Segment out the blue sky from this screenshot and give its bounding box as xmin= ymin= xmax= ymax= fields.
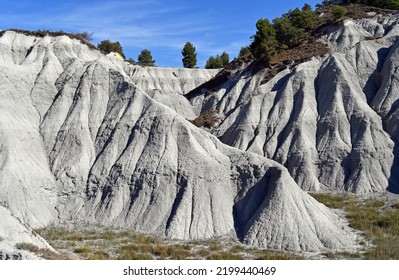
xmin=0 ymin=0 xmax=321 ymax=67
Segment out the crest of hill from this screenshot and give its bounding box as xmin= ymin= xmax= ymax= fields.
xmin=210 ymin=3 xmax=399 ymax=91
xmin=0 ymin=29 xmax=98 ymax=50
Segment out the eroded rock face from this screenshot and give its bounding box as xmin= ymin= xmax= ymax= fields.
xmin=125 ymin=65 xmax=219 ymax=119
xmin=236 ymin=167 xmax=357 ymax=251
xmin=189 ymin=15 xmax=399 ymax=194
xmin=0 ymin=30 xmax=361 ymax=253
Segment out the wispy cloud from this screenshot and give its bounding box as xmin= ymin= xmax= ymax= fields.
xmin=0 ymin=0 xmax=258 ymax=66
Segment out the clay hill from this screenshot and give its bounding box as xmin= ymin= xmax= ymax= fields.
xmin=1 ymin=7 xmax=399 ymax=258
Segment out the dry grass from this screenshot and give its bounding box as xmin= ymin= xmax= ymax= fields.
xmin=322 ymin=251 xmax=362 ymax=260
xmin=310 ymin=193 xmax=399 ymax=259
xmin=35 ymin=199 xmax=399 ymax=260
xmin=35 ymin=226 xmax=302 ymax=260
xmin=87 ymin=250 xmax=111 ymax=260
xmin=208 ymin=252 xmax=243 ymax=260
xmin=255 ymin=251 xmax=303 ymax=260
xmin=189 ymin=107 xmax=219 ymax=128
xmin=16 ymin=243 xmax=72 ymax=260
xmin=229 ymin=244 xmax=244 ymax=254
xmin=309 ymin=193 xmax=354 ymax=208
xmin=73 ymin=246 xmax=91 ymax=255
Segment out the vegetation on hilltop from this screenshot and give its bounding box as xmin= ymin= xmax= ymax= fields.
xmin=247 ymin=1 xmax=399 ymax=65
xmin=321 ymin=0 xmax=399 ymax=9
xmin=97 ymin=39 xmax=126 ymax=59
xmin=0 ymin=29 xmax=97 ymax=49
xmin=205 ymin=52 xmax=230 ymax=69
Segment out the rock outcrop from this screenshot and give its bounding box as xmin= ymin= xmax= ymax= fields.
xmin=188 ymin=15 xmax=399 ymax=194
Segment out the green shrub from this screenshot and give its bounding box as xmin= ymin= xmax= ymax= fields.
xmin=97 ymin=39 xmax=126 ymax=59
xmin=332 ymin=5 xmax=348 ymax=20
xmin=273 ymin=17 xmax=308 ymax=48
xmin=237 ymin=46 xmax=254 ymax=60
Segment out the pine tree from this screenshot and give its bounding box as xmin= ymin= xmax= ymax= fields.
xmin=205 ymin=56 xmax=217 ymax=69
xmin=250 ymin=19 xmax=278 ymax=62
xmin=137 ymin=49 xmax=156 ymax=66
xmin=181 ymin=42 xmax=197 ymax=68
xmin=220 ymin=52 xmax=230 ymax=66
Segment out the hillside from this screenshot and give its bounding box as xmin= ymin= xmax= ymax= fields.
xmin=187 ymin=10 xmax=399 ymax=194
xmin=0 ymin=30 xmax=362 ymax=258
